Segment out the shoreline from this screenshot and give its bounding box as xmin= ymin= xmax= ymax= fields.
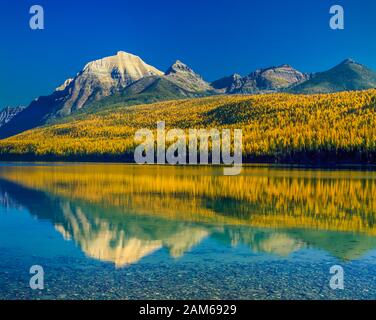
xmin=0 ymin=160 xmax=375 ymax=171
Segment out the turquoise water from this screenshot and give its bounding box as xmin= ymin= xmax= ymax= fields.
xmin=0 ymin=163 xmax=375 ymax=300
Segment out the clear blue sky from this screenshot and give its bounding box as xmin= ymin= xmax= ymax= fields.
xmin=1 ymin=0 xmax=375 ymax=107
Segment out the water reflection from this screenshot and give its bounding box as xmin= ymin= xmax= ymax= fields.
xmin=0 ymin=164 xmax=375 ymax=267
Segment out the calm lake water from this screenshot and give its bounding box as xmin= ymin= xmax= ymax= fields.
xmin=0 ymin=163 xmax=375 ymax=300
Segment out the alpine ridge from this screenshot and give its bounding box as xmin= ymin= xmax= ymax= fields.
xmin=0 ymin=51 xmax=164 ymax=138
xmin=56 ymin=51 xmax=164 ymax=116
xmin=1 ymin=52 xmax=375 ymax=139
xmin=290 ymin=58 xmax=376 ymax=93
xmin=0 ymin=106 xmax=25 ymax=128
xmin=213 ymin=65 xmax=309 ymax=94
xmin=165 ymin=60 xmax=212 ymax=92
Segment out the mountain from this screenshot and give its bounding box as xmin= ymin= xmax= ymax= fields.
xmin=76 ymin=61 xmax=214 ymax=115
xmin=1 ymin=89 xmax=375 ymax=164
xmin=56 ymin=51 xmax=163 ymax=116
xmin=120 ymin=60 xmax=213 ymax=97
xmin=243 ymin=64 xmax=309 ymax=92
xmin=0 ymin=52 xmax=163 ymax=138
xmin=1 ymin=53 xmax=376 ymax=140
xmin=211 ymin=74 xmax=243 ymax=93
xmin=0 ymin=53 xmax=214 ymax=138
xmin=290 ymin=59 xmax=376 ymax=94
xmin=78 ymin=75 xmax=203 ymax=115
xmin=165 ymin=60 xmax=212 ymax=92
xmin=212 ymin=65 xmax=309 ymax=94
xmin=0 ymin=106 xmax=25 ymax=128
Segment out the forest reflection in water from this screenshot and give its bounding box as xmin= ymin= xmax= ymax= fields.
xmin=0 ymin=164 xmax=375 ymax=267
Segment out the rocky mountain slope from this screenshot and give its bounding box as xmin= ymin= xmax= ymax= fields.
xmin=0 ymin=106 xmax=25 ymax=128
xmin=1 ymin=90 xmax=375 ymax=164
xmin=212 ymin=65 xmax=309 ymax=93
xmin=1 ymin=51 xmax=375 ymax=139
xmin=0 ymin=52 xmax=215 ymax=139
xmin=290 ymin=59 xmax=376 ymax=94
xmin=0 ymin=52 xmax=165 ymax=138
xmin=165 ymin=60 xmax=212 ymax=92
xmin=56 ymin=51 xmax=164 ymax=117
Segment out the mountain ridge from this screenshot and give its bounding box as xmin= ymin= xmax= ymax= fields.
xmin=213 ymin=64 xmax=310 ymax=94
xmin=1 ymin=89 xmax=375 ymax=164
xmin=1 ymin=52 xmax=375 ymax=139
xmin=0 ymin=106 xmax=25 ymax=128
xmin=289 ymin=58 xmax=376 ymax=94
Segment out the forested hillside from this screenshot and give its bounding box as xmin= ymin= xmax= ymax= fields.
xmin=0 ymin=90 xmax=375 ymax=163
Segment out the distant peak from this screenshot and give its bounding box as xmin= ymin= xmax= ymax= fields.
xmin=166 ymin=60 xmax=194 ymax=74
xmin=83 ymin=51 xmax=143 ymax=71
xmin=278 ymin=64 xmax=293 ymax=69
xmin=336 ymin=58 xmax=366 ymax=69
xmin=173 ymin=59 xmax=185 ymax=66
xmin=251 ymin=64 xmax=297 ymax=75
xmin=340 ymin=58 xmax=357 ymax=65
xmin=172 ymin=60 xmax=189 ymax=68
xmin=116 ymin=51 xmax=138 ymax=58
xmin=265 ymin=64 xmax=296 ymax=71
xmin=81 ymin=51 xmax=163 ymax=77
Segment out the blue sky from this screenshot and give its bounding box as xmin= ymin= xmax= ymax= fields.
xmin=1 ymin=0 xmax=375 ymax=107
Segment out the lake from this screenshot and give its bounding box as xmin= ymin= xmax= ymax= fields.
xmin=0 ymin=163 xmax=375 ymax=300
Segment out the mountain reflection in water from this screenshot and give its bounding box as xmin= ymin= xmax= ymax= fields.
xmin=0 ymin=164 xmax=375 ymax=267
